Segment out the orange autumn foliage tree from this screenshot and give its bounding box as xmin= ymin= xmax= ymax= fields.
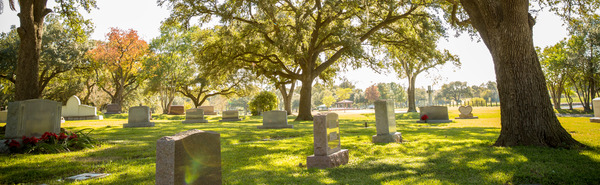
xmin=87 ymin=28 xmax=149 ymax=107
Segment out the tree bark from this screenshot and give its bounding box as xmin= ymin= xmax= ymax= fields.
xmin=278 ymin=81 xmax=295 ymax=115
xmin=550 ymin=83 xmax=563 ymax=110
xmin=295 ymin=76 xmax=314 ymax=121
xmin=407 ymin=75 xmax=417 ymax=112
xmin=14 ymin=0 xmax=51 ymax=100
xmin=460 ymin=0 xmax=582 ymax=148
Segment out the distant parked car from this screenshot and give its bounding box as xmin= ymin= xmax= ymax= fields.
xmin=367 ymin=105 xmax=374 ymax=109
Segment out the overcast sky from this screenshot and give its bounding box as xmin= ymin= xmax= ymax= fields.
xmin=0 ymin=1 xmax=568 ymax=90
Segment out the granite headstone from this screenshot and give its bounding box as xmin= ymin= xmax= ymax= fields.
xmin=258 ymin=110 xmax=293 ymax=129
xmin=372 ymin=100 xmax=402 ymax=143
xmin=307 ymin=113 xmax=349 ymax=169
xmin=5 ymin=99 xmax=62 ymax=139
xmin=156 ymin=129 xmax=221 ymax=185
xmin=182 ymin=108 xmax=209 ymax=123
xmin=124 ymin=106 xmax=155 ymax=128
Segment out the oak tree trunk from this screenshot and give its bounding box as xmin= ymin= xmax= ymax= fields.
xmin=460 ymin=0 xmax=582 ymax=148
xmin=14 ymin=0 xmax=51 ymax=100
xmin=550 ymin=83 xmax=563 ymax=110
xmin=295 ymin=77 xmax=314 ymax=121
xmin=407 ymin=76 xmax=417 ymax=112
xmin=278 ymin=81 xmax=295 ymax=115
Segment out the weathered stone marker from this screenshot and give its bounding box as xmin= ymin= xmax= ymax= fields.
xmin=156 ymin=129 xmax=221 ymax=185
xmin=372 ymin=100 xmax=402 ymax=143
xmin=307 ymin=113 xmax=349 ymax=169
xmin=62 ymin=95 xmax=103 ymax=120
xmin=105 ymin=103 xmax=121 ymax=114
xmin=219 ymin=110 xmax=242 ymax=122
xmin=168 ymin=105 xmax=185 ymax=115
xmin=5 ymin=99 xmax=62 ymax=139
xmin=591 ymin=98 xmax=600 ymax=123
xmin=258 ymin=110 xmax=293 ymax=129
xmin=416 ymin=106 xmax=452 ymax=123
xmin=182 ymin=108 xmax=209 ymax=123
xmin=199 ymin=106 xmax=217 ymax=115
xmin=455 ymin=105 xmax=479 ymax=119
xmin=124 ymin=106 xmax=155 ymax=128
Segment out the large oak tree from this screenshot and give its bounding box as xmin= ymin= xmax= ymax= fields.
xmin=159 ymin=0 xmax=436 ymax=120
xmin=0 ymin=0 xmax=96 ymax=100
xmin=447 ymin=0 xmax=585 ymax=147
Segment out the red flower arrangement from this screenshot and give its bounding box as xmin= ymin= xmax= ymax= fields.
xmin=68 ymin=133 xmax=78 ymax=140
xmin=421 ymin=114 xmax=429 ymax=121
xmin=22 ymin=136 xmax=40 ymax=145
xmin=58 ymin=132 xmax=68 ymax=140
xmin=4 ymin=129 xmax=95 ymax=154
xmin=7 ymin=139 xmax=20 ymax=148
xmin=41 ymin=132 xmax=58 ymax=141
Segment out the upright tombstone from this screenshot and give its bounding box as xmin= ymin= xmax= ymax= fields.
xmin=416 ymin=106 xmax=452 ymax=123
xmin=307 ymin=113 xmax=349 ymax=169
xmin=124 ymin=106 xmax=155 ymax=128
xmin=199 ymin=106 xmax=217 ymax=115
xmin=62 ymin=95 xmax=103 ymax=120
xmin=105 ymin=103 xmax=121 ymax=114
xmin=0 ymin=110 xmax=6 ymax=123
xmin=156 ymin=129 xmax=221 ymax=185
xmin=168 ymin=105 xmax=185 ymax=115
xmin=372 ymin=100 xmax=402 ymax=143
xmin=258 ymin=110 xmax=293 ymax=129
xmin=591 ymin=98 xmax=600 ymax=123
xmin=5 ymin=99 xmax=62 ymax=139
xmin=219 ymin=110 xmax=242 ymax=122
xmin=182 ymin=108 xmax=209 ymax=123
xmin=455 ymin=105 xmax=479 ymax=119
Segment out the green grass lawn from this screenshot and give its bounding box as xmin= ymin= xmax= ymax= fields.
xmin=1 ymin=107 xmax=599 ymax=184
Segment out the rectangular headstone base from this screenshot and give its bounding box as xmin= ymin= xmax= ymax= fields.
xmin=307 ymin=149 xmax=349 ymax=169
xmin=257 ymin=124 xmax=293 ymax=129
xmin=416 ymin=120 xmax=453 ymax=123
xmin=182 ymin=119 xmax=209 ymax=123
xmin=372 ymin=132 xmax=402 ymax=143
xmin=455 ymin=116 xmax=479 ymax=119
xmin=123 ymin=122 xmax=155 ymax=128
xmin=219 ymin=118 xmax=242 ymax=122
xmin=591 ymin=117 xmax=600 ymax=123
xmin=64 ymin=115 xmax=103 ymax=121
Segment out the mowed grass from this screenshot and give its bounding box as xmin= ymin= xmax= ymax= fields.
xmin=0 ymin=107 xmax=599 ymax=184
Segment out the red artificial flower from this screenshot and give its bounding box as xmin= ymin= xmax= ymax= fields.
xmin=41 ymin=132 xmax=58 ymax=141
xmin=21 ymin=136 xmax=40 ymax=145
xmin=8 ymin=139 xmax=20 ymax=148
xmin=421 ymin=114 xmax=429 ymax=120
xmin=28 ymin=136 xmax=40 ymax=144
xmin=68 ymin=133 xmax=78 ymax=139
xmin=58 ymin=132 xmax=68 ymax=140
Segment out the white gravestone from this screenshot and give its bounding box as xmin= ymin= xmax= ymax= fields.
xmin=0 ymin=110 xmax=6 ymax=123
xmin=591 ymin=98 xmax=600 ymax=123
xmin=62 ymin=95 xmax=102 ymax=120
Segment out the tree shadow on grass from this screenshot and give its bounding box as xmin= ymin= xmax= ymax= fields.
xmin=324 ymin=126 xmax=600 ymax=184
